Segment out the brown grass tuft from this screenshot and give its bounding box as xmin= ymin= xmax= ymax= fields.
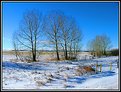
xmin=83 ymin=66 xmax=95 ymax=72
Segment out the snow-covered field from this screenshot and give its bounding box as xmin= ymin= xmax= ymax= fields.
xmin=2 ymin=54 xmax=119 ymax=90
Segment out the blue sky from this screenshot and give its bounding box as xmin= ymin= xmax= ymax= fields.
xmin=2 ymin=2 xmax=119 ymax=50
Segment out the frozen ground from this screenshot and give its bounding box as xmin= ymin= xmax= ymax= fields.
xmin=2 ymin=54 xmax=119 ymax=90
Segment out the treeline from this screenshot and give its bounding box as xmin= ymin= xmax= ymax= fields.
xmin=13 ymin=10 xmax=82 ymax=62
xmin=109 ymin=49 xmax=119 ymax=56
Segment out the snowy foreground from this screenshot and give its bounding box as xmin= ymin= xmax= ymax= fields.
xmin=2 ymin=55 xmax=119 ymax=90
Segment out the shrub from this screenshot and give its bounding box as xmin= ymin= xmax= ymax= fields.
xmin=109 ymin=49 xmax=119 ymax=56
xmin=36 ymin=80 xmax=45 ymax=86
xmin=75 ymin=66 xmax=95 ymax=76
xmin=83 ymin=66 xmax=95 ymax=72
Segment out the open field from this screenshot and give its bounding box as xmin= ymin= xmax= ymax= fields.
xmin=2 ymin=51 xmax=91 ymax=62
xmin=3 ymin=50 xmax=91 ymax=55
xmin=3 ymin=51 xmax=57 ymax=55
xmin=2 ymin=52 xmax=119 ymax=90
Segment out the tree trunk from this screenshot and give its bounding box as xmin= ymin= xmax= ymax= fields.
xmin=69 ymin=44 xmax=72 ymax=59
xmin=65 ymin=42 xmax=68 ymax=60
xmin=55 ymin=39 xmax=60 ymax=60
xmin=56 ymin=44 xmax=60 ymax=60
xmin=104 ymin=49 xmax=106 ymax=56
xmin=33 ymin=53 xmax=36 ymax=61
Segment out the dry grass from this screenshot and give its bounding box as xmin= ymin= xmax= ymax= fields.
xmin=75 ymin=66 xmax=95 ymax=76
xmin=63 ymin=83 xmax=68 ymax=88
xmin=36 ymin=80 xmax=45 ymax=86
xmin=83 ymin=66 xmax=95 ymax=72
xmin=3 ymin=51 xmax=91 ymax=62
xmin=46 ymin=57 xmax=66 ymax=61
xmin=75 ymin=69 xmax=84 ymax=76
xmin=46 ymin=57 xmax=78 ymax=62
xmin=3 ymin=51 xmax=57 ymax=55
xmin=3 ymin=51 xmax=90 ymax=55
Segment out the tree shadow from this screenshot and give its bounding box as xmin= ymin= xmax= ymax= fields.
xmin=68 ymin=77 xmax=87 ymax=84
xmin=2 ymin=61 xmax=51 ymax=70
xmin=90 ymin=71 xmax=115 ymax=78
xmin=67 ymin=70 xmax=116 ymax=85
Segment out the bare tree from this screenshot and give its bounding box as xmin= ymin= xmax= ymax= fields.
xmin=72 ymin=23 xmax=82 ymax=58
xmin=68 ymin=21 xmax=82 ymax=59
xmin=12 ymin=32 xmax=19 ymax=60
xmin=59 ymin=15 xmax=71 ymax=60
xmin=87 ymin=40 xmax=95 ymax=56
xmin=100 ymin=34 xmax=111 ymax=56
xmin=94 ymin=36 xmax=104 ymax=57
xmin=59 ymin=15 xmax=82 ymax=60
xmin=88 ymin=34 xmax=111 ymax=57
xmin=13 ymin=10 xmax=42 ymax=62
xmin=42 ymin=10 xmax=82 ymax=60
xmin=42 ymin=11 xmax=62 ymax=60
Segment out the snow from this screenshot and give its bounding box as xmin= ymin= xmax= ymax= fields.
xmin=2 ymin=54 xmax=119 ymax=90
xmin=78 ymin=73 xmax=118 ymax=89
xmin=2 ymin=55 xmax=16 ymax=61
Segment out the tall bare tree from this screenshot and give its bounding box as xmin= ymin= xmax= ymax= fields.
xmin=59 ymin=15 xmax=82 ymax=60
xmin=68 ymin=20 xmax=82 ymax=59
xmin=73 ymin=22 xmax=82 ymax=57
xmin=13 ymin=10 xmax=42 ymax=62
xmin=59 ymin=15 xmax=71 ymax=59
xmin=42 ymin=11 xmax=62 ymax=60
xmin=43 ymin=10 xmax=82 ymax=60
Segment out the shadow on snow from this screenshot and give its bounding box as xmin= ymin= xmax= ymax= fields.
xmin=2 ymin=61 xmax=50 ymax=70
xmin=67 ymin=70 xmax=116 ymax=86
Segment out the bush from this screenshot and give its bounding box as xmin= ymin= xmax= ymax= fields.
xmin=109 ymin=49 xmax=119 ymax=56
xmin=83 ymin=66 xmax=95 ymax=72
